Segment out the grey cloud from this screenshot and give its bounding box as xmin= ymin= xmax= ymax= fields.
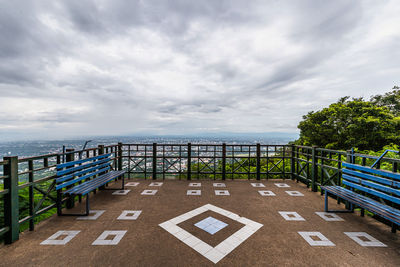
xmin=0 ymin=0 xmax=399 ymax=140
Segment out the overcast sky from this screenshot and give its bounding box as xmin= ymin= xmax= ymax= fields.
xmin=0 ymin=0 xmax=399 ymax=141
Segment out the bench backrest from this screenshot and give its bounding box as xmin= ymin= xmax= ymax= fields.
xmin=342 ymin=162 xmax=400 ymax=207
xmin=56 ymin=153 xmax=113 ymax=190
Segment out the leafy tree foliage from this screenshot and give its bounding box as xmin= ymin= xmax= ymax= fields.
xmin=296 ymin=87 xmax=400 ymax=151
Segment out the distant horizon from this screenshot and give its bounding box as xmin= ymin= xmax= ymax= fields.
xmin=0 ymin=131 xmax=299 ymax=143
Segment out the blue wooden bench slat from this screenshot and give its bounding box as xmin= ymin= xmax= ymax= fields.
xmin=56 ymin=166 xmax=111 ymax=190
xmin=342 ymin=162 xmax=400 ymax=181
xmin=343 ymin=168 xmax=400 ymax=188
xmin=56 ymin=162 xmax=112 ymax=184
xmin=57 ymin=153 xmax=111 ymax=169
xmin=57 ymin=157 xmax=111 ymax=176
xmin=56 ymin=154 xmax=125 ymax=216
xmin=342 ymin=174 xmax=400 ymax=197
xmin=322 ymin=161 xmax=400 ymax=233
xmin=342 ymin=180 xmax=400 ymax=205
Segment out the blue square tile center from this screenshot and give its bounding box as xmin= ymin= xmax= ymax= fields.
xmin=194 ymin=216 xmax=228 ymax=235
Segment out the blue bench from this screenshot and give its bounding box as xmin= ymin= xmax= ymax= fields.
xmin=321 ymin=162 xmax=400 ymax=233
xmin=56 ymin=153 xmax=125 ymax=216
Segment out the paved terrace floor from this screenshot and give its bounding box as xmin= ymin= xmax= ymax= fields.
xmin=1 ymin=179 xmax=399 ymax=266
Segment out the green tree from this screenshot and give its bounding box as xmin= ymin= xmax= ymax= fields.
xmin=296 ymin=91 xmax=400 ymax=151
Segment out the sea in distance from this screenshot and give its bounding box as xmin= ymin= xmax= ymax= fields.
xmin=0 ymin=134 xmax=297 ymax=159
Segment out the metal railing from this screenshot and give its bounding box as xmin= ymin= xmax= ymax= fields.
xmin=1 ymin=143 xmax=400 ymax=244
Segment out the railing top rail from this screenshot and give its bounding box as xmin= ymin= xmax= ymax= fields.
xmin=121 ymin=143 xmax=292 ymax=146
xmin=315 ymin=147 xmax=347 ymax=155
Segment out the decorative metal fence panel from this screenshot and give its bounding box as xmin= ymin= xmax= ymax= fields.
xmin=1 ymin=143 xmax=400 ymax=244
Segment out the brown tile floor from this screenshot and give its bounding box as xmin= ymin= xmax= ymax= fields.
xmin=1 ymin=179 xmax=399 ymax=266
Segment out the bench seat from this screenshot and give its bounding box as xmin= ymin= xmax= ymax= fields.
xmin=64 ymin=170 xmax=126 ymax=196
xmin=322 ymin=185 xmax=400 ymax=226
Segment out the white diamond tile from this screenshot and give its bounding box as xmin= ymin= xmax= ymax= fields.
xmin=92 ymin=230 xmax=127 ymax=245
xmin=344 ymin=232 xmax=387 ymax=247
xmin=251 ymin=183 xmax=265 ymax=187
xmin=258 ymin=190 xmax=276 ymax=196
xmin=149 ymin=182 xmax=163 ymax=186
xmin=298 ymin=232 xmax=335 ymax=246
xmin=213 ymin=183 xmax=226 ymax=187
xmin=187 ymin=190 xmax=201 ymax=196
xmin=274 ymin=183 xmax=290 ymax=188
xmin=112 ymin=189 xmax=131 ymax=195
xmin=189 ymin=183 xmax=201 ymax=187
xmin=215 ymin=190 xmax=230 ymax=196
xmin=285 ymin=191 xmax=304 ymax=196
xmin=141 ymin=189 xmax=158 ymax=195
xmin=159 ymin=204 xmax=263 ymax=264
xmin=125 ymin=182 xmax=139 ymax=187
xmin=40 ymin=230 xmax=80 ymax=245
xmin=117 ymin=210 xmax=142 ymax=220
xmin=279 ymin=211 xmax=305 ymax=221
xmin=76 ymin=210 xmax=105 ymax=220
xmin=315 ymin=212 xmax=344 ymax=221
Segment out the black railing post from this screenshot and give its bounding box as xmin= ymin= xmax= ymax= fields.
xmin=28 ymin=159 xmax=34 ymax=231
xmin=291 ymin=145 xmax=295 ymax=180
xmin=256 ymin=143 xmax=261 ymax=180
xmin=65 ymin=149 xmax=75 ymax=209
xmin=187 ymin=143 xmax=191 ymax=180
xmin=222 ymin=143 xmax=226 ymax=180
xmin=153 ymin=143 xmax=157 ymax=180
xmin=4 ymin=156 xmax=19 ymax=244
xmin=117 ymin=142 xmax=123 ymax=171
xmin=311 ymin=146 xmax=317 ymax=192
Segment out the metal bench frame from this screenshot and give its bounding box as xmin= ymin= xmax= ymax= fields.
xmin=56 ymin=153 xmax=125 ymax=216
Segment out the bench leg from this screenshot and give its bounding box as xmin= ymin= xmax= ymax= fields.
xmin=57 ymin=191 xmax=62 ymax=216
xmin=392 ymin=223 xmax=397 ymax=233
xmin=85 ymin=194 xmax=90 ymax=216
xmin=121 ymin=175 xmax=125 ymax=190
xmin=361 ymin=208 xmax=365 ymax=217
xmin=324 ymin=190 xmax=328 ymax=212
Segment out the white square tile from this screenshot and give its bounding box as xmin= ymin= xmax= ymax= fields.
xmin=215 ymin=190 xmax=230 ymax=196
xmin=112 ymin=189 xmax=131 ymax=195
xmin=40 ymin=230 xmax=80 ymax=245
xmin=141 ymin=189 xmax=158 ymax=195
xmin=315 ymin=212 xmax=344 ymax=221
xmin=76 ymin=210 xmax=105 ymax=220
xmin=251 ymin=183 xmax=265 ymax=187
xmin=258 ymin=190 xmax=276 ymax=196
xmin=298 ymin=232 xmax=335 ymax=246
xmin=159 ymin=204 xmax=263 ymax=264
xmin=117 ymin=210 xmax=142 ymax=220
xmin=204 ymin=248 xmax=225 ymax=264
xmin=92 ymin=230 xmax=127 ymax=245
xmin=213 ymin=183 xmax=226 ymax=187
xmin=279 ymin=211 xmax=305 ymax=221
xmin=285 ymin=191 xmax=304 ymax=196
xmin=275 ymin=183 xmax=290 ymax=188
xmin=187 ymin=190 xmax=201 ymax=195
xmin=189 ymin=183 xmax=201 ymax=187
xmin=149 ymin=182 xmax=163 ymax=186
xmin=193 ymin=241 xmax=213 ymax=255
xmin=125 ymin=182 xmax=139 ymax=187
xmin=344 ymin=232 xmax=387 ymax=247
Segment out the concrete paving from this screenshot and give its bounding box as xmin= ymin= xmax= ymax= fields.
xmin=1 ymin=179 xmax=399 ymax=266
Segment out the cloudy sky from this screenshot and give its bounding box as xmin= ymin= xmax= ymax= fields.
xmin=0 ymin=0 xmax=399 ymax=141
